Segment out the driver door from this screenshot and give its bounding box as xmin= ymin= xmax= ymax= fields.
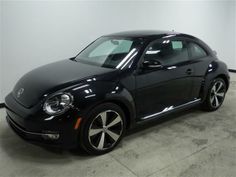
xmin=135 ymin=38 xmax=195 ymax=120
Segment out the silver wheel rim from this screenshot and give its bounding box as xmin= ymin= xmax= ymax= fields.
xmin=210 ymin=80 xmax=225 ymax=108
xmin=88 ymin=110 xmax=123 ymax=150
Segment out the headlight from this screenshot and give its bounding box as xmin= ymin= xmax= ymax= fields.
xmin=43 ymin=93 xmax=73 ymax=115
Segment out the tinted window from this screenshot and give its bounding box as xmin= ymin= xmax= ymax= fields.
xmin=188 ymin=42 xmax=207 ymax=59
xmin=144 ymin=40 xmax=188 ymax=66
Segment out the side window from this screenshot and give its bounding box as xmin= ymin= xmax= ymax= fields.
xmin=188 ymin=42 xmax=207 ymax=59
xmin=144 ymin=40 xmax=188 ymax=66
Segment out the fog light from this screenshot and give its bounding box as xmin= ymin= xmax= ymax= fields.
xmin=42 ymin=132 xmax=60 ymax=140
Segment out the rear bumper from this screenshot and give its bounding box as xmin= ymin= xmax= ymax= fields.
xmin=5 ymin=94 xmax=80 ymax=149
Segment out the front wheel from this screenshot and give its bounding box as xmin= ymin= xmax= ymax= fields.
xmin=79 ymin=103 xmax=126 ymax=155
xmin=202 ymin=78 xmax=226 ymax=111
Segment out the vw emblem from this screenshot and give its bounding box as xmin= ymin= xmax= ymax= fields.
xmin=17 ymin=88 xmax=24 ymax=98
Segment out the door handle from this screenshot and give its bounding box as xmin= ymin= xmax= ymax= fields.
xmin=186 ymin=68 xmax=193 ymax=75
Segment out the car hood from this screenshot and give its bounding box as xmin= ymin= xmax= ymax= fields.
xmin=12 ymin=59 xmax=116 ymax=108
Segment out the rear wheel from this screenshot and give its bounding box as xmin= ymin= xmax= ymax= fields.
xmin=202 ymin=78 xmax=226 ymax=111
xmin=79 ymin=103 xmax=126 ymax=155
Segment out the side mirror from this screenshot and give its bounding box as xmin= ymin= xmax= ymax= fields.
xmin=142 ymin=60 xmax=163 ymax=69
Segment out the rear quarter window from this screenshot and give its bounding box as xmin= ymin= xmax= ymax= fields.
xmin=188 ymin=42 xmax=207 ymax=59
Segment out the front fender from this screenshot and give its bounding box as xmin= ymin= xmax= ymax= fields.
xmin=68 ymin=80 xmax=136 ymax=128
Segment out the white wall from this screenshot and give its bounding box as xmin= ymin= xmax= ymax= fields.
xmin=0 ymin=2 xmax=3 ymax=103
xmin=0 ymin=0 xmax=236 ymax=103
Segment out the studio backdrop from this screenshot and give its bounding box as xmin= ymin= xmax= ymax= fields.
xmin=0 ymin=0 xmax=235 ymax=103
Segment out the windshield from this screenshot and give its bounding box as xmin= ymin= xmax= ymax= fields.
xmin=75 ymin=37 xmax=143 ymax=69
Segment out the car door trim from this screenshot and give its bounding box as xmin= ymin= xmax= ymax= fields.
xmin=141 ymin=98 xmax=201 ymax=120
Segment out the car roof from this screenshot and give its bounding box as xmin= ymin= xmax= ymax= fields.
xmin=104 ymin=30 xmax=196 ymax=40
xmin=103 ymin=30 xmax=213 ymax=55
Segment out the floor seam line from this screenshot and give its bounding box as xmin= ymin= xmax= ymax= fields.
xmin=109 ymin=154 xmax=138 ymax=177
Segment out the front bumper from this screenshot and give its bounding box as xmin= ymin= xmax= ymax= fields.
xmin=5 ymin=93 xmax=80 ymax=149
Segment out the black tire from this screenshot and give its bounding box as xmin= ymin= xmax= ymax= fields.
xmin=202 ymin=78 xmax=226 ymax=111
xmin=79 ymin=103 xmax=126 ymax=155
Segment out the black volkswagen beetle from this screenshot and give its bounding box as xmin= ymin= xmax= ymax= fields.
xmin=5 ymin=30 xmax=230 ymax=155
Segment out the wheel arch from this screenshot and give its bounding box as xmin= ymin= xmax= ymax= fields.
xmin=201 ymin=60 xmax=230 ymax=101
xmin=78 ymin=88 xmax=136 ymax=130
xmin=215 ymin=74 xmax=229 ymax=91
xmin=84 ymin=98 xmax=135 ymax=130
xmin=103 ymin=99 xmax=133 ymax=129
xmin=101 ymin=87 xmax=136 ymax=129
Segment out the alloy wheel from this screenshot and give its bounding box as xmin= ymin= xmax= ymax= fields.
xmin=88 ymin=110 xmax=123 ymax=150
xmin=210 ymin=80 xmax=225 ymax=108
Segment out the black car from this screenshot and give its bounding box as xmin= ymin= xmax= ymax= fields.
xmin=5 ymin=30 xmax=230 ymax=155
